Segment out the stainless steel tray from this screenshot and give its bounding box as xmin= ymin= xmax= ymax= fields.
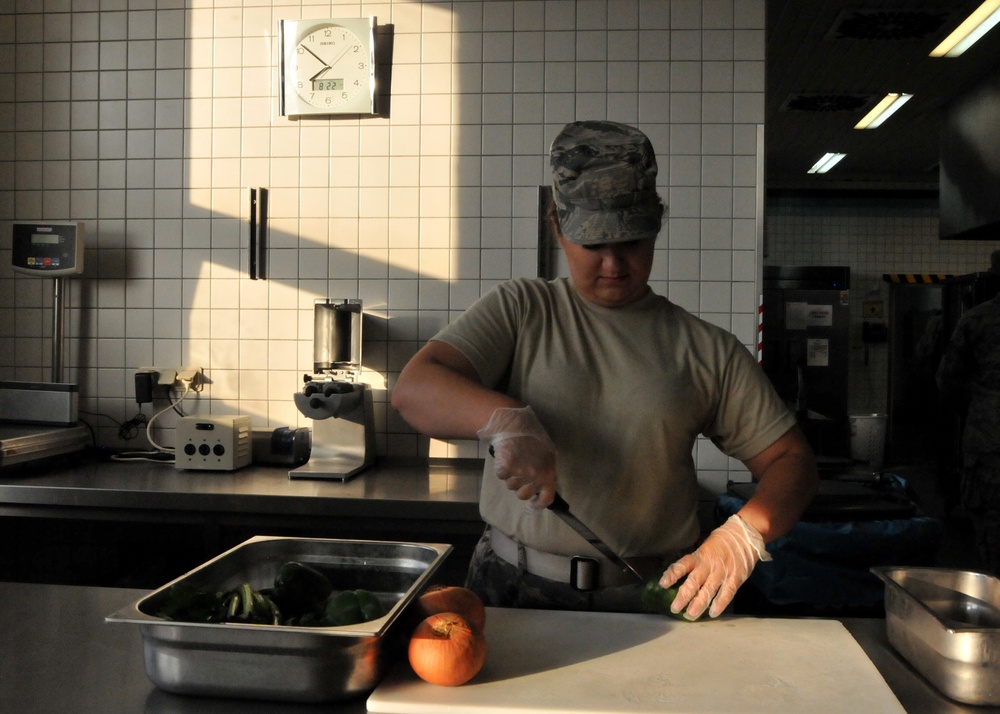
xmin=872 ymin=566 xmax=1000 ymax=705
xmin=0 ymin=423 xmax=88 ymax=466
xmin=107 ymin=536 xmax=452 ymax=703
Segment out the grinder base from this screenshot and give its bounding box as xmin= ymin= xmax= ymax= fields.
xmin=290 ymin=380 xmax=375 ymax=481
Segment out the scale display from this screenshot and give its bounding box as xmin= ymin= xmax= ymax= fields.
xmin=11 ymin=222 xmax=84 ymax=276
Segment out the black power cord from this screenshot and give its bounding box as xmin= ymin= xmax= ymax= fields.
xmin=78 ymin=409 xmax=148 ymax=441
xmin=77 ymin=409 xmax=174 ymax=463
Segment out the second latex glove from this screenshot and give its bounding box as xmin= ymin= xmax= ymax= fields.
xmin=658 ymin=514 xmax=771 ymax=620
xmin=477 ymin=406 xmax=557 ymax=509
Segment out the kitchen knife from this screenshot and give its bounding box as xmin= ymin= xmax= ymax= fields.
xmin=487 ymin=446 xmax=646 ymax=583
xmin=547 ymin=492 xmax=646 ymax=583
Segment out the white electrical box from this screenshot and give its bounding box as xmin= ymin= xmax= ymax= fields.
xmin=175 ymin=415 xmax=252 ymax=471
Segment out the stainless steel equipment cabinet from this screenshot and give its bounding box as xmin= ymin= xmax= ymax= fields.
xmin=762 ymin=266 xmax=852 ymax=462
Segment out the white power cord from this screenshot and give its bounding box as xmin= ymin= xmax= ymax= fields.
xmin=145 ymin=379 xmax=194 ymax=453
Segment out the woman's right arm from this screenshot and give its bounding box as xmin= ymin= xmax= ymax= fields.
xmin=390 ymin=340 xmax=522 ymax=439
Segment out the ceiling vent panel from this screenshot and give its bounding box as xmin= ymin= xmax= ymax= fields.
xmin=781 ymin=94 xmax=874 ymax=113
xmin=830 ymin=9 xmax=948 ymax=40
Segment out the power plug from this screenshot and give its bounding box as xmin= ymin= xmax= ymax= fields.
xmin=177 ymin=367 xmax=204 ymax=389
xmin=138 ymin=366 xmax=205 ymax=392
xmin=134 ymin=371 xmax=154 ymax=404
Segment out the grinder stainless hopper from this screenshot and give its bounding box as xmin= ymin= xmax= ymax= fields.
xmin=290 ymin=298 xmax=375 ymax=480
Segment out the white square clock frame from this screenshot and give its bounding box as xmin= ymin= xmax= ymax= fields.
xmin=278 ymin=17 xmax=377 ymax=117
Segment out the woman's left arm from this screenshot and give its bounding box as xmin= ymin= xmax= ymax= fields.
xmin=659 ymin=425 xmax=818 ymax=620
xmin=737 ymin=424 xmax=819 ymax=543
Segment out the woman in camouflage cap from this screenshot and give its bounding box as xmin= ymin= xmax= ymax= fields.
xmin=392 ymin=121 xmax=818 ymax=619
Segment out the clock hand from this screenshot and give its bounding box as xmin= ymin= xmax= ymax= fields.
xmin=309 ymin=65 xmax=331 ymax=82
xmin=301 ymin=45 xmax=329 ymax=68
xmin=326 ymin=41 xmax=356 ymax=70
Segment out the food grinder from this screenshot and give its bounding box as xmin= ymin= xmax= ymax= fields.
xmin=290 ymin=298 xmax=375 ymax=480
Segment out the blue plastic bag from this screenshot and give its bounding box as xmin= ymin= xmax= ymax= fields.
xmin=717 ymin=493 xmax=942 ymax=607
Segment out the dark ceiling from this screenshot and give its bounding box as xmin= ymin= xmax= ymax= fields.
xmin=766 ymin=0 xmax=1000 ymax=192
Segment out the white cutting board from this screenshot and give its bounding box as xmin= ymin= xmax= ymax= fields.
xmin=367 ymin=608 xmax=904 ymax=714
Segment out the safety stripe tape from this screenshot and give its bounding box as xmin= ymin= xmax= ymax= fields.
xmin=757 ymin=298 xmax=764 ymax=364
xmin=882 ymin=273 xmax=952 ymax=284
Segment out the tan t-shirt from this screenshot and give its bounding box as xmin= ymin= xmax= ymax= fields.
xmin=433 ymin=278 xmax=796 ymax=559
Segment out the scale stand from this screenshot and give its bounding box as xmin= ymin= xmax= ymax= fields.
xmin=52 ymin=276 xmax=67 ymax=383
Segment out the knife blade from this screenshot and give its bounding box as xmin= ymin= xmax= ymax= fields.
xmin=486 ymin=446 xmax=646 ymax=583
xmin=547 ymin=492 xmax=645 ymax=583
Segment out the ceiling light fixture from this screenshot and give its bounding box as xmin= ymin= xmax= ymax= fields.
xmin=930 ymin=0 xmax=1000 ymax=57
xmin=854 ymin=93 xmax=913 ymax=129
xmin=808 ymin=153 xmax=846 ymax=174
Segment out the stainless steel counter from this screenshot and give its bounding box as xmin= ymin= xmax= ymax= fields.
xmin=0 ymin=456 xmax=485 ymax=587
xmin=0 ymin=456 xmax=483 ymax=522
xmin=843 ymin=618 xmax=1000 ymax=713
xmin=0 ymin=582 xmax=366 ymax=713
xmin=2 ymin=581 xmax=996 ymax=714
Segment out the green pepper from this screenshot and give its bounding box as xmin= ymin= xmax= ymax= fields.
xmin=324 ymin=590 xmax=364 ymax=626
xmin=156 ymin=583 xmax=226 ymax=623
xmin=322 ymin=589 xmax=386 ymax=626
xmin=220 ymin=583 xmax=281 ymax=624
xmin=239 ymin=583 xmax=256 ymax=619
xmin=271 ymin=561 xmax=333 ymax=618
xmin=641 ymin=579 xmax=690 ymax=621
xmin=224 ymin=590 xmax=240 ymax=620
xmin=354 ymin=589 xmax=385 ymax=621
xmin=251 ymin=588 xmax=282 ymax=625
xmin=157 ymin=580 xmax=283 ymax=625
xmin=295 ymin=611 xmax=324 ymax=627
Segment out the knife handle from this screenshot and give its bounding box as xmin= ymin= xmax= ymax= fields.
xmin=488 ymin=445 xmax=568 ymax=513
xmin=547 ymin=492 xmax=570 ymax=513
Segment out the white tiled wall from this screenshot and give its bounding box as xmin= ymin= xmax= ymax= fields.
xmin=0 ymin=0 xmax=765 ymax=490
xmin=765 ymin=192 xmax=996 ymax=416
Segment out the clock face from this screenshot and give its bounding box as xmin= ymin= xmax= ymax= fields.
xmin=294 ymin=24 xmax=367 ymax=108
xmin=280 ymin=18 xmax=376 ymax=117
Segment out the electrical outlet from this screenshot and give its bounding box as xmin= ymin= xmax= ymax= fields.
xmin=139 ymin=366 xmax=205 ymax=392
xmin=862 ymin=300 xmax=884 ymax=319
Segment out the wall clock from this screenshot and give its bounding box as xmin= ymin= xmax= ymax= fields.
xmin=279 ymin=17 xmax=377 ymax=117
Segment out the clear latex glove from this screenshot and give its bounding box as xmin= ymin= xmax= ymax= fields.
xmin=477 ymin=406 xmax=557 ymax=509
xmin=658 ymin=514 xmax=771 ymax=620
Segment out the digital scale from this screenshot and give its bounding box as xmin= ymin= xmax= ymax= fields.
xmin=0 ymin=222 xmax=89 ymax=467
xmin=11 ymin=221 xmax=85 ymax=277
xmin=10 ymin=221 xmax=84 ymax=381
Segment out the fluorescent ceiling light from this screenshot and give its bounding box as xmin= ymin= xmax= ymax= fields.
xmin=854 ymin=93 xmax=913 ymax=129
xmin=930 ymin=0 xmax=1000 ymax=57
xmin=808 ymin=153 xmax=846 ymax=174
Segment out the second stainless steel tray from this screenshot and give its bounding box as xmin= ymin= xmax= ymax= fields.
xmin=873 ymin=565 xmax=1000 ymax=706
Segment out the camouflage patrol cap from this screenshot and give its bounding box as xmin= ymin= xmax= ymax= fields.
xmin=549 ymin=120 xmax=665 ymax=245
